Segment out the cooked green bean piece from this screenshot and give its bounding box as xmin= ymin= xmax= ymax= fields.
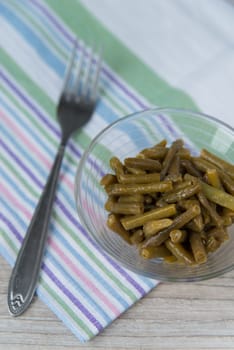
xmin=118 ymin=194 xmax=144 ymax=203
xmin=121 ymin=204 xmax=177 ymax=230
xmin=110 ymin=157 xmax=124 ymax=175
xmin=107 ymin=214 xmax=132 ymax=244
xmin=200 ymin=149 xmax=234 ymax=180
xmin=179 ymin=199 xmax=204 ymax=232
xmin=124 ymin=157 xmax=161 ymax=171
xmin=156 ymin=197 xmax=168 ymax=208
xmin=173 ymin=180 xmax=193 ymax=191
xmin=223 ymin=216 xmax=232 ymax=226
xmin=201 ymin=182 xmax=234 ymax=211
xmin=186 ymin=214 xmax=204 ymax=232
xmin=202 ymin=207 xmax=211 ymax=225
xmin=192 ymin=158 xmax=233 ymax=193
xmin=207 ymin=227 xmax=229 ymax=242
xmin=139 ymin=147 xmax=168 ymax=160
xmin=143 ymin=219 xmax=173 ymax=237
xmin=118 ymin=172 xmax=160 ymax=184
xmin=106 ymin=181 xmax=173 ymax=196
xmin=162 ymin=182 xmax=201 ymax=203
xmin=197 ymin=191 xmax=223 ymax=227
xmin=206 ymin=236 xmax=221 ymax=253
xmin=189 ymin=232 xmax=207 ymax=264
xmin=130 ymin=229 xmax=145 ymax=244
xmin=192 ymin=157 xmax=216 ymax=173
xmin=105 ymin=201 xmax=144 ymax=215
xmin=181 ymin=159 xmax=202 ymax=177
xmin=169 ymin=229 xmax=187 ymax=243
xmin=165 ymin=239 xmax=194 ymax=265
xmin=222 ymin=208 xmax=234 ymax=218
xmin=140 ymin=245 xmax=171 ymax=259
xmin=166 ymin=156 xmax=182 ymax=182
xmin=219 ymin=171 xmax=234 ymax=195
xmin=177 ymin=148 xmax=191 ymax=160
xmin=161 ymin=139 xmax=184 ymax=179
xmin=168 ymin=155 xmax=180 ymax=176
xmin=206 ymin=169 xmax=223 ymax=189
xmin=185 ymin=173 xmax=234 ymax=212
xmin=125 ymin=166 xmax=146 ymax=175
xmin=178 ymin=199 xmax=198 ymax=209
xmin=142 ymin=204 xmax=201 ymax=247
xmin=153 ymin=139 xmax=167 ymax=148
xmin=100 ymin=174 xmax=117 ymax=186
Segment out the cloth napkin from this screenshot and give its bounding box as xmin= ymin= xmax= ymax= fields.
xmin=0 ymin=0 xmax=200 ymax=342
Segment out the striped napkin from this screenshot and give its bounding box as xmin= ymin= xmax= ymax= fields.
xmin=1 ymin=0 xmax=198 ymax=342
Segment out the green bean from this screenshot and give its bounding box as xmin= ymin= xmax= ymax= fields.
xmin=160 ymin=139 xmax=184 ymax=179
xmin=173 ymin=180 xmax=193 ymax=191
xmin=166 ymin=155 xmax=183 ymax=182
xmin=181 ymin=159 xmax=202 ymax=177
xmin=118 ymin=194 xmax=144 ymax=203
xmin=107 ymin=214 xmax=132 ymax=244
xmin=162 ymin=182 xmax=201 ymax=203
xmin=118 ymin=172 xmax=160 ymax=184
xmin=110 ymin=157 xmax=124 ymax=175
xmin=125 ymin=166 xmax=146 ymax=175
xmin=139 ymin=147 xmax=168 ymax=160
xmin=197 ymin=191 xmax=223 ymax=227
xmin=192 ymin=157 xmax=233 ymax=193
xmin=143 ymin=219 xmax=173 ymax=237
xmin=105 ymin=201 xmax=144 ymax=215
xmin=177 ymin=148 xmax=191 ymax=160
xmin=165 ymin=239 xmax=194 ymax=265
xmin=189 ymin=232 xmax=207 ymax=264
xmin=169 ymin=229 xmax=187 ymax=243
xmin=206 ymin=236 xmax=221 ymax=253
xmin=124 ymin=157 xmax=162 ymax=171
xmin=142 ymin=204 xmax=201 ymax=247
xmin=201 ymin=182 xmax=234 ymax=211
xmin=140 ymin=245 xmax=171 ymax=259
xmin=223 ymin=216 xmax=232 ymax=226
xmin=207 ymin=227 xmax=229 ymax=243
xmin=220 ymin=171 xmax=234 ymax=195
xmin=153 ymin=139 xmax=167 ymax=148
xmin=100 ymin=174 xmax=117 ymax=186
xmin=222 ymin=208 xmax=234 ymax=218
xmin=130 ymin=229 xmax=145 ymax=244
xmin=179 ymin=199 xmax=204 ymax=232
xmin=206 ymin=169 xmax=223 ymax=189
xmin=192 ymin=157 xmax=216 ymax=173
xmin=106 ymin=181 xmax=173 ymax=196
xmin=202 ymin=207 xmax=211 ymax=225
xmin=121 ymin=204 xmax=177 ymax=230
xmin=200 ymin=149 xmax=234 ymax=180
xmin=184 ymin=175 xmax=234 ymax=215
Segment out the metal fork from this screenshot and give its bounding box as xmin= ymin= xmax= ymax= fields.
xmin=7 ymin=39 xmax=102 ymax=316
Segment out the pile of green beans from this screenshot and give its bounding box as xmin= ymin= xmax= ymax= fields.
xmin=100 ymin=139 xmax=234 ymax=266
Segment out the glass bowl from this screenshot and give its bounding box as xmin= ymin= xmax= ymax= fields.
xmin=75 ymin=108 xmax=234 ymax=282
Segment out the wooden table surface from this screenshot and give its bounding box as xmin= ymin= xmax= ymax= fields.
xmin=0 ymin=255 xmax=234 ymax=350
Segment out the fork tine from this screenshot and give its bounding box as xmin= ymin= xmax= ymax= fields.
xmin=72 ymin=44 xmax=85 ymax=95
xmin=81 ymin=46 xmax=95 ymax=99
xmin=90 ymin=46 xmax=102 ymax=102
xmin=61 ymin=38 xmax=77 ymax=94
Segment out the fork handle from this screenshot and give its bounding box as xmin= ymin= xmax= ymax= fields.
xmin=8 ymin=142 xmax=66 ymax=316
